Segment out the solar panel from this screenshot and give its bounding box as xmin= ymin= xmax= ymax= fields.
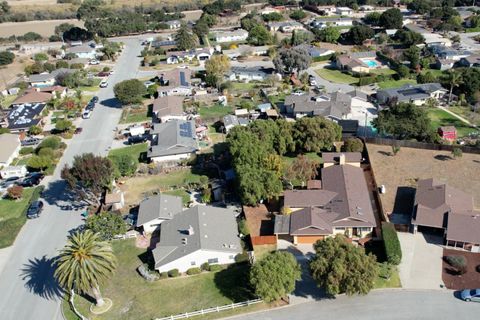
xmin=179 ymin=122 xmax=193 ymax=137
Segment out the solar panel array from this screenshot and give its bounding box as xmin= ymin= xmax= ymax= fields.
xmin=179 ymin=122 xmax=192 ymax=137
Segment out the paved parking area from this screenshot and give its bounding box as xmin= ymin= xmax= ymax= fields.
xmin=398 ymin=232 xmax=445 ymax=290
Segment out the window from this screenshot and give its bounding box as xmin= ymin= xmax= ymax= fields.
xmin=208 ymin=258 xmax=219 ymax=264
xmin=335 ymin=227 xmax=346 ymax=231
xmin=229 ymin=255 xmax=234 ymax=260
xmin=190 ymin=261 xmax=196 ymax=266
xmin=361 ymin=227 xmax=371 ymax=232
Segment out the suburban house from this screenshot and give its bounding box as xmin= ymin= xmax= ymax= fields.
xmin=7 ymin=103 xmax=47 ymax=132
xmin=225 ymin=66 xmax=278 ymax=82
xmin=336 ymin=51 xmax=381 ymax=73
xmin=0 ymin=165 xmax=27 ymax=179
xmin=214 ymin=29 xmax=249 ymax=43
xmin=323 ymin=152 xmax=362 ymax=167
xmin=294 ymin=44 xmax=334 ymax=58
xmin=438 ymin=126 xmax=457 ymax=142
xmin=267 ymin=21 xmax=304 ymax=33
xmin=274 ymin=152 xmax=376 ymax=244
xmin=336 ymin=6 xmax=353 ymax=15
xmin=222 ymin=45 xmax=269 ymax=59
xmin=165 ymin=20 xmax=182 ymax=29
xmin=65 ymin=45 xmax=97 ymax=59
xmin=12 ymin=91 xmax=52 ymax=107
xmin=316 ymin=5 xmax=337 ymax=15
xmin=434 ymin=58 xmax=455 ymax=71
xmin=0 ymin=134 xmax=21 ymax=167
xmin=411 ymin=179 xmax=480 ymax=252
xmin=152 ymin=96 xmax=185 ymax=123
xmin=310 ymin=17 xmax=353 ymax=29
xmin=136 ymin=194 xmax=183 ymax=233
xmin=147 ymin=120 xmax=199 ymax=163
xmin=152 ymin=205 xmax=242 ymax=272
xmin=376 ymin=83 xmax=447 ymax=106
xmin=222 ymin=114 xmax=249 ymax=133
xmin=459 ymin=54 xmax=480 ymax=67
xmin=166 ymin=48 xmax=213 ymax=64
xmin=432 ymin=46 xmax=472 ymax=61
xmin=157 ymin=68 xmax=194 ymax=97
xmin=284 ymin=92 xmax=352 ymax=120
xmin=28 ymin=68 xmax=76 ymax=87
xmin=151 ymin=39 xmax=177 ymax=49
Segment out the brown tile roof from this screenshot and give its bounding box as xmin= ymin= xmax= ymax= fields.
xmin=322 ymin=152 xmax=362 ymax=164
xmin=158 ymin=68 xmax=193 ymax=88
xmin=284 ymin=189 xmax=337 ymax=208
xmin=307 ymin=180 xmax=322 ymax=190
xmin=290 ymin=207 xmax=334 ymax=235
xmin=446 ymin=212 xmax=480 ymax=244
xmin=13 ymin=91 xmax=52 ymax=104
xmin=152 ymin=96 xmax=184 ymax=118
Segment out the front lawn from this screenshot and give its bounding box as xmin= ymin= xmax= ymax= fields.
xmin=427 ymin=108 xmax=477 ymax=138
xmin=0 ymin=187 xmax=37 ymax=221
xmin=119 ymin=105 xmax=152 ymax=124
xmin=315 ymin=68 xmax=359 ymax=84
xmin=369 ymin=68 xmax=397 ymax=76
xmin=71 ymin=239 xmax=262 ymax=320
xmin=108 ymin=143 xmax=148 ymax=162
xmin=199 ymin=104 xmax=234 ymax=122
xmin=377 ymin=79 xmax=417 ymax=89
xmin=364 ymin=240 xmax=401 ymax=289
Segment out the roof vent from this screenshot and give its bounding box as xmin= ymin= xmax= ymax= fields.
xmin=182 ymin=238 xmax=188 ymax=245
xmin=187 ymin=225 xmax=194 ymax=235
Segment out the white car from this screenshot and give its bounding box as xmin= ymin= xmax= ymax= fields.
xmin=82 ymin=110 xmax=92 ymax=119
xmin=89 ymin=59 xmax=100 ymax=65
xmin=99 ymin=80 xmax=108 ymax=88
xmin=292 ymin=90 xmax=305 ymax=96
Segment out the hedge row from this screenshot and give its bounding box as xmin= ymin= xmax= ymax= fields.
xmin=381 ymin=222 xmax=402 ymax=265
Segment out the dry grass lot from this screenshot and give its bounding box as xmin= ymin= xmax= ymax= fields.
xmin=0 ymin=19 xmax=84 ymax=37
xmin=367 ymin=143 xmax=480 ymax=216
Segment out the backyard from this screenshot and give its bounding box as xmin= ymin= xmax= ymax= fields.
xmin=315 ymin=68 xmax=359 ymax=85
xmin=427 ymin=108 xmax=477 ymax=138
xmin=108 ymin=143 xmax=148 ymax=162
xmin=377 ymin=79 xmax=417 ymax=89
xmin=119 ymin=105 xmax=152 ymax=124
xmin=69 ymin=239 xmax=266 ymax=320
xmin=199 ymin=104 xmax=234 ymax=122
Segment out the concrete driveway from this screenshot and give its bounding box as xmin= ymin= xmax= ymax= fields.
xmin=304 ymin=63 xmax=355 ymax=94
xmin=397 ymin=232 xmax=445 ymax=290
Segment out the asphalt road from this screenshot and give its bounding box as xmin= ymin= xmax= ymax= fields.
xmin=230 ymin=290 xmax=480 ymax=320
xmin=0 ymin=37 xmax=143 ymax=320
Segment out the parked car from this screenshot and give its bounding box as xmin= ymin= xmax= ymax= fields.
xmin=91 ymin=96 xmax=99 ymax=103
xmin=144 ymin=80 xmax=155 ymax=88
xmin=82 ymin=110 xmax=92 ymax=119
xmin=21 ymin=138 xmax=41 ymax=146
xmin=89 ymin=59 xmax=100 ymax=65
xmin=20 ymin=173 xmax=44 ymax=187
xmin=26 ymin=201 xmax=44 ymax=219
xmin=0 ymin=176 xmax=21 ymax=189
xmin=99 ymin=80 xmax=108 ymax=88
xmin=310 ymin=79 xmax=317 ymax=86
xmin=292 ymin=90 xmax=305 ymax=96
xmin=128 ymin=135 xmax=148 ymax=145
xmin=74 ymin=127 xmax=83 ymax=134
xmin=85 ymin=101 xmax=95 ymax=111
xmin=461 ymin=289 xmax=480 ymax=302
xmin=97 ymin=71 xmax=110 ymax=77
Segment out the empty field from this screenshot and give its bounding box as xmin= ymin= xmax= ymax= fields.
xmin=0 ymin=19 xmax=84 ymax=37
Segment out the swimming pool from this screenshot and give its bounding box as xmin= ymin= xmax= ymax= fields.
xmin=362 ymin=59 xmax=378 ymax=68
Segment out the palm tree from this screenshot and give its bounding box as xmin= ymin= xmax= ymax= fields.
xmin=54 ymin=230 xmax=117 ymax=307
xmin=447 ymin=71 xmax=463 ymax=104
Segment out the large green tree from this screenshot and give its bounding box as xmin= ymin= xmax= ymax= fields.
xmin=55 ymin=230 xmax=117 ymax=306
xmin=347 ymin=25 xmax=374 ymax=45
xmin=314 ymin=26 xmax=341 ymax=44
xmin=0 ymin=51 xmax=14 ymax=66
xmin=273 ymin=47 xmax=311 ymax=75
xmin=310 ymin=235 xmax=378 ymax=296
xmin=284 ymin=155 xmax=319 ymax=188
xmin=247 ymin=25 xmax=273 ymax=46
xmin=174 ymin=24 xmax=198 ymax=51
xmin=379 ymin=8 xmax=403 ymax=29
xmin=113 ymin=79 xmax=147 ymax=105
xmin=293 ymin=117 xmax=342 ymax=153
xmin=250 ymin=251 xmax=301 ymax=302
xmin=205 ymin=54 xmax=230 ymax=89
xmin=85 ymin=212 xmax=128 ymax=241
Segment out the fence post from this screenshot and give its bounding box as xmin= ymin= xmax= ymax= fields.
xmin=216 ymin=306 xmax=219 ymax=312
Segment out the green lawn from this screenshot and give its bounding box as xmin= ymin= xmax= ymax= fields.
xmin=427 ymin=108 xmax=478 ymax=138
xmin=1 ymin=94 xmax=18 ymax=108
xmin=369 ymin=68 xmax=397 ymax=76
xmin=315 ymin=68 xmax=359 ymax=84
xmin=377 ymin=79 xmax=417 ymax=89
xmin=282 ymin=153 xmax=323 ymax=166
xmin=374 ymin=263 xmax=401 ymax=289
xmin=231 ymin=82 xmax=258 ymax=91
xmin=70 ymin=239 xmax=260 ymax=320
xmin=421 ymin=69 xmax=444 ymax=78
xmin=78 ymin=78 xmax=101 ymax=92
xmin=0 ymin=187 xmax=37 ymax=222
xmin=119 ymin=105 xmax=152 ymax=124
xmin=199 ymin=104 xmax=234 ymax=122
xmin=163 ymin=189 xmax=191 ymax=205
xmin=108 ymin=143 xmax=148 ymax=162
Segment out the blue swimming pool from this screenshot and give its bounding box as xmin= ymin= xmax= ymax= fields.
xmin=363 ymin=59 xmax=378 ymax=68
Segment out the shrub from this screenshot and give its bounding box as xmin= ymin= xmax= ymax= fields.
xmin=186 ymin=267 xmax=202 ymax=275
xmin=37 ymin=136 xmax=61 ymax=150
xmin=235 ymin=252 xmax=249 ymax=263
xmin=200 ymin=262 xmax=210 ymax=271
xmin=7 ymin=185 xmax=23 ymax=200
xmin=209 ymin=264 xmax=222 ymax=272
xmin=343 ymin=138 xmax=364 ymax=152
xmin=381 ymin=222 xmax=402 ymax=265
xmin=445 ymin=255 xmax=467 ymax=274
xmin=168 ymin=269 xmax=180 ymax=277
xmin=37 ymin=147 xmax=54 ymax=158
xmin=238 ymin=218 xmax=250 ymax=236
xmin=0 ymin=51 xmax=15 ymax=66
xmin=19 ymin=147 xmax=34 ymax=155
xmin=159 ymin=272 xmax=169 ymax=279
xmin=110 ymin=153 xmax=138 ymax=176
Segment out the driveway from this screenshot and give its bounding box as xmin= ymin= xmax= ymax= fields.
xmin=304 ymin=64 xmax=355 ymax=94
xmin=397 ymin=232 xmax=445 ymax=290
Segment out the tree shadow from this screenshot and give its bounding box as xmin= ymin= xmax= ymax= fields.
xmin=377 ymin=150 xmax=392 ymax=157
xmin=100 ymin=97 xmax=122 ymax=109
xmin=20 ymin=255 xmax=64 ymax=300
xmin=434 ymin=154 xmax=453 ymax=161
xmin=41 ymin=180 xmax=86 ymax=211
xmin=213 ymin=263 xmax=254 ymax=302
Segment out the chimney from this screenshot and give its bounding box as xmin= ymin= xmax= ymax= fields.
xmin=187 ymin=225 xmax=194 ymax=235
xmin=339 ymin=153 xmax=346 ymax=166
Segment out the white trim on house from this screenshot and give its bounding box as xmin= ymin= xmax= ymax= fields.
xmin=156 ymin=249 xmax=237 ymax=273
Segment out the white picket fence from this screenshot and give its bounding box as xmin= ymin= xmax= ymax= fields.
xmin=154 ymin=299 xmax=263 ymax=320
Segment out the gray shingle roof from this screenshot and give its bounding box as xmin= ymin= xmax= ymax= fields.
xmin=148 ymin=120 xmax=198 ymax=158
xmin=377 ymin=83 xmax=445 ymax=104
xmin=136 ymin=194 xmax=183 ymax=227
xmin=284 ymin=93 xmax=351 ymax=119
xmin=153 ymin=205 xmax=242 ymax=268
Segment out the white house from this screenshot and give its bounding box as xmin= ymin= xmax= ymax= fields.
xmin=222 ymin=45 xmax=269 ymax=59
xmin=311 ymin=17 xmax=353 ymax=29
xmin=65 ymin=45 xmax=97 ymax=59
xmin=0 ymin=134 xmax=21 ymax=167
xmin=166 ymin=48 xmax=213 ymax=64
xmin=336 ymin=7 xmax=353 ymax=15
xmin=0 ymin=165 xmax=27 ymax=179
xmin=225 ymin=66 xmax=279 ymax=82
xmin=377 ymin=83 xmax=447 ymax=106
xmin=152 ymin=205 xmax=242 ymax=273
xmin=166 ymin=20 xmax=182 ymax=29
xmin=157 ymin=68 xmax=194 ymax=97
xmin=214 ymin=29 xmax=249 ymax=43
xmin=267 ymin=21 xmax=304 ymax=33
xmin=136 ymin=194 xmax=183 ymax=233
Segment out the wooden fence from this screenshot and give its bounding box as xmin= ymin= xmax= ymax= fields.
xmin=154 ymin=299 xmax=263 ymax=320
xmin=251 ymin=235 xmax=277 ymax=246
xmin=365 ymin=137 xmax=480 ymax=155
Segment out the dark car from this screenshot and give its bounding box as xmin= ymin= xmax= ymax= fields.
xmin=128 ymin=135 xmax=148 ymax=145
xmin=74 ymin=127 xmax=83 ymax=134
xmin=0 ymin=176 xmax=21 ymax=189
xmin=20 ymin=173 xmax=44 ymax=187
xmin=85 ymin=101 xmax=95 ymax=111
xmin=26 ymin=201 xmax=44 ymax=219
xmin=21 ymin=138 xmax=41 ymax=146
xmin=91 ymin=96 xmax=99 ymax=103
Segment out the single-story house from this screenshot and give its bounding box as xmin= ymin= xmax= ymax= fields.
xmin=151 ymin=39 xmax=177 ymax=49
xmin=438 ymin=126 xmax=457 ymax=142
xmin=336 ymin=6 xmax=353 ymax=15
xmin=65 ymin=45 xmax=97 ymax=59
xmin=412 ymin=178 xmax=480 ymax=252
xmin=316 ymin=5 xmax=337 ymax=15
xmin=148 ymin=120 xmax=199 ymax=163
xmin=458 ymin=54 xmax=480 ymax=68
xmin=152 ymin=205 xmax=242 ymax=272
xmin=166 ymin=20 xmax=182 ymax=29
xmin=0 ymin=134 xmax=21 ymax=167
xmin=222 ymin=115 xmax=249 ymax=133
xmin=225 ymin=66 xmax=279 ymax=82
xmin=214 ymin=29 xmax=249 ymax=43
xmin=166 ymin=48 xmax=213 ymax=64
xmin=433 ymin=46 xmax=472 ymax=61
xmin=6 ymin=103 xmax=47 ymax=132
xmin=136 ymin=194 xmax=183 ymax=233
xmin=376 ymin=83 xmax=447 ymax=106
xmin=294 ymin=44 xmax=335 ymax=58
xmin=267 ymin=21 xmax=304 ymax=33
xmin=284 ymin=92 xmax=352 ymax=120
xmin=12 ymin=91 xmax=52 ymax=106
xmin=422 ymin=33 xmax=452 ymax=47
xmin=28 ymin=68 xmax=76 ymax=87
xmin=336 ymin=51 xmax=379 ymax=73
xmin=434 ymin=58 xmax=455 ymax=71
xmin=310 ymin=17 xmax=353 ymax=29
xmin=152 ymin=96 xmax=185 ymax=122
xmin=0 ymin=165 xmax=27 ymax=179
xmin=275 ymin=152 xmax=376 ymax=244
xmin=157 ymin=68 xmax=194 ymax=97
xmin=222 ymin=45 xmax=269 ymax=59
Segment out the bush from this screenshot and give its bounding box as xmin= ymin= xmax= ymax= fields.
xmin=238 ymin=218 xmax=250 ymax=236
xmin=19 ymin=147 xmax=34 ymax=155
xmin=37 ymin=147 xmax=54 ymax=158
xmin=159 ymin=272 xmax=169 ymax=279
xmin=110 ymin=153 xmax=138 ymax=176
xmin=200 ymin=262 xmax=210 ymax=271
xmin=343 ymin=138 xmax=364 ymax=152
xmin=0 ymin=51 xmax=15 ymax=66
xmin=7 ymin=185 xmax=23 ymax=200
xmin=445 ymin=255 xmax=467 ymax=274
xmin=208 ymin=264 xmax=222 ymax=272
xmin=381 ymin=222 xmax=402 ymax=265
xmin=235 ymin=252 xmax=249 ymax=263
xmin=168 ymin=269 xmax=180 ymax=277
xmin=37 ymin=136 xmax=61 ymax=150
xmin=186 ymin=267 xmax=202 ymax=275
xmin=137 ymin=264 xmax=159 ymax=282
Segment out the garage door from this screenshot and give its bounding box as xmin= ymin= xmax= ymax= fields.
xmin=297 ymin=235 xmax=325 ymax=244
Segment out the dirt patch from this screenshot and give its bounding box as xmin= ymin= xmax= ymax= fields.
xmin=442 ymin=248 xmax=480 ymax=290
xmin=0 ymin=19 xmax=84 ymax=37
xmin=244 ymin=205 xmax=274 ymax=237
xmin=366 ymin=143 xmax=480 ymax=216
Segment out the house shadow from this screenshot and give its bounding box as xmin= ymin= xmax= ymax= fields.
xmin=213 ymin=263 xmax=254 ymax=302
xmin=138 ymin=250 xmax=155 ymax=270
xmin=20 ymin=255 xmax=64 ymax=300
xmin=41 ymin=180 xmax=86 ymax=211
xmin=392 ymin=186 xmax=415 ymax=215
xmin=434 ymin=154 xmax=453 ymax=161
